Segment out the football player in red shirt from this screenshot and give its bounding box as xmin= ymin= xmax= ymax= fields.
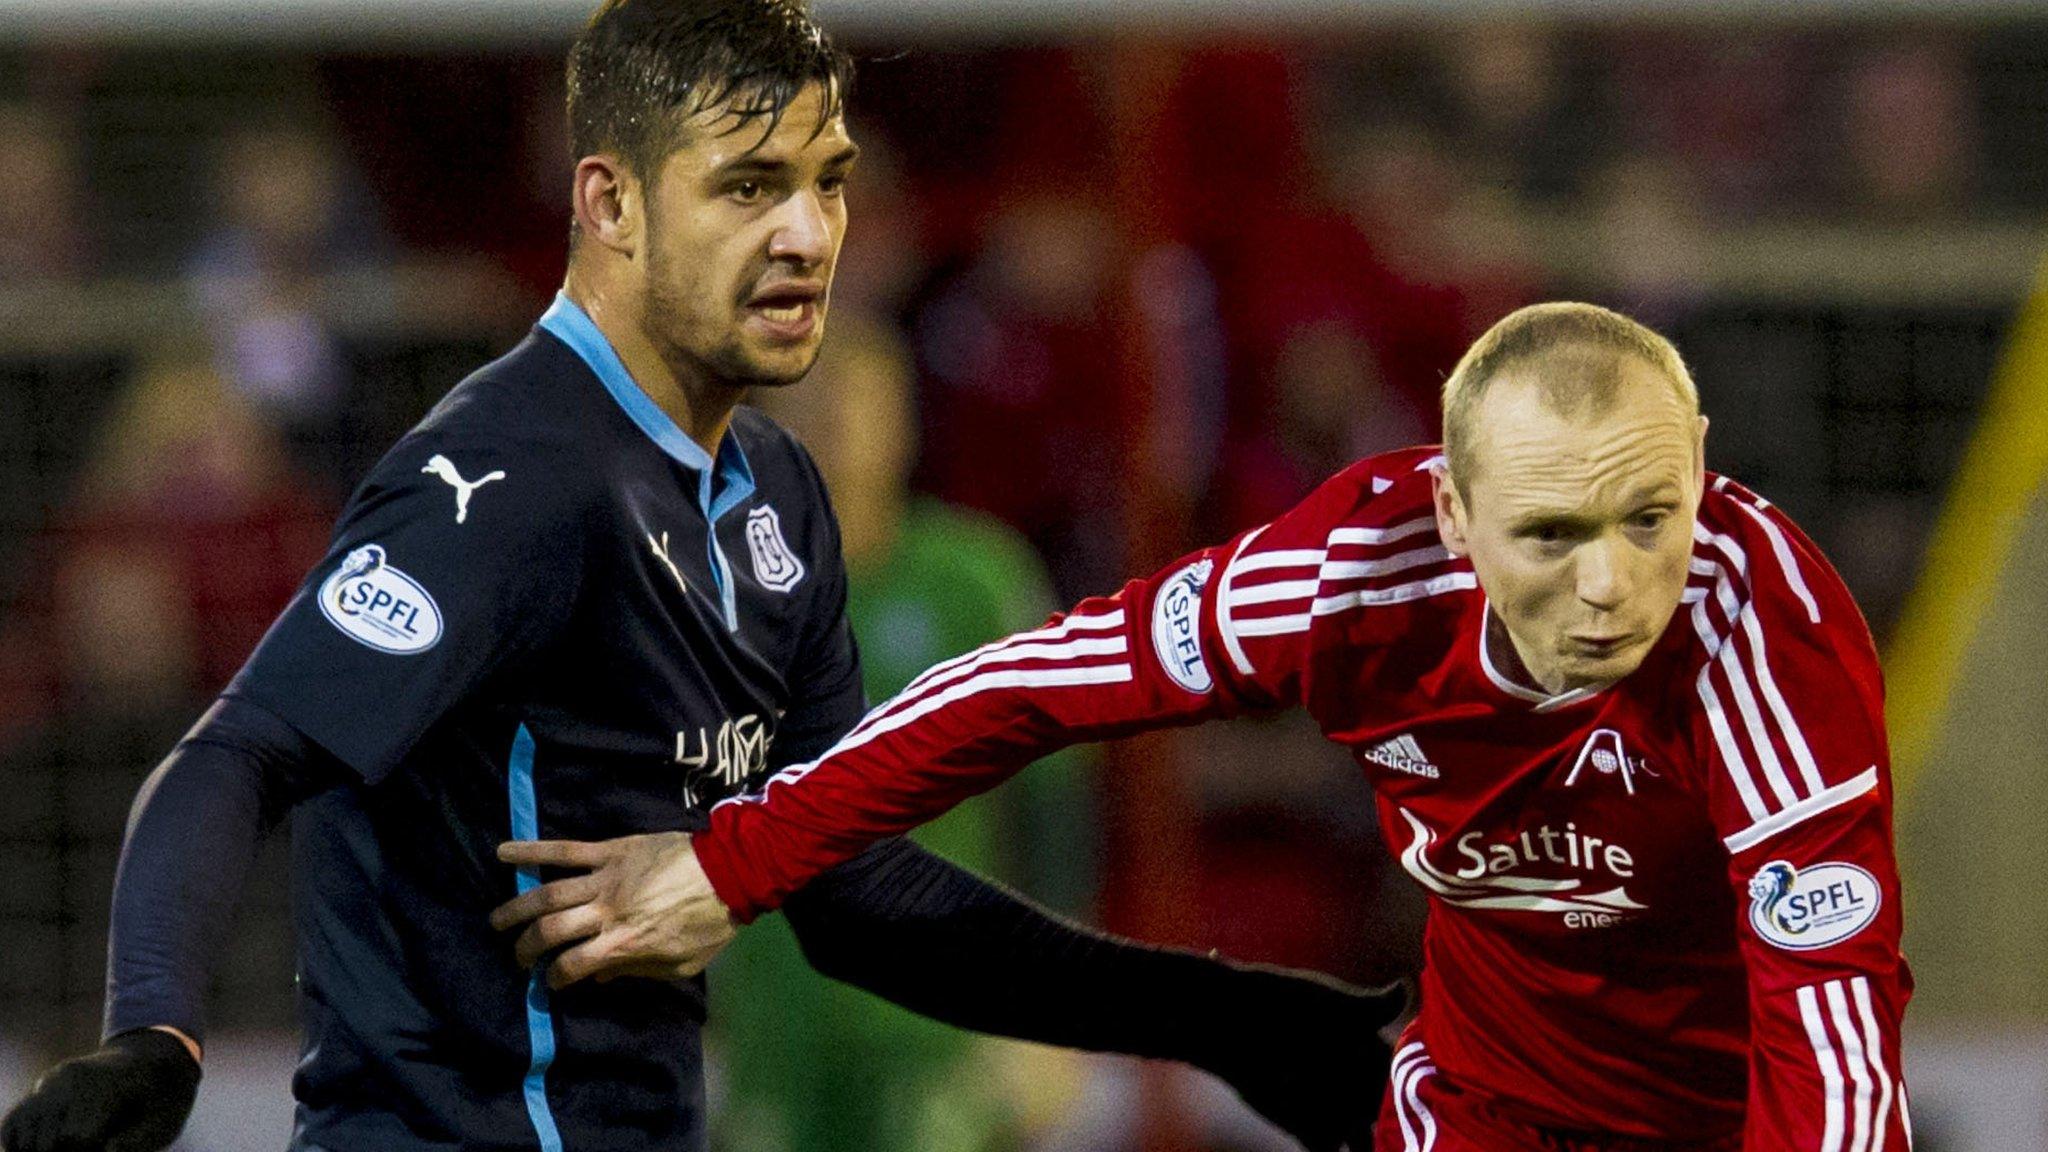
xmin=496 ymin=301 xmax=1911 ymax=1152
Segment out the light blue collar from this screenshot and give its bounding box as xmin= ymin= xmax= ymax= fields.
xmin=539 ymin=291 xmax=755 ymax=521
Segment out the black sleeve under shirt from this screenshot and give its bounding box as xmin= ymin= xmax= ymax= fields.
xmin=102 ymin=695 xmax=351 ymax=1044
xmin=783 ymin=837 xmax=1289 ymax=1078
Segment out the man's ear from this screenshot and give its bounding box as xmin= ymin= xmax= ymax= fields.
xmin=1431 ymin=462 xmax=1470 ymax=558
xmin=571 ymin=155 xmax=639 ymax=258
xmin=1695 ymin=414 xmax=1710 ymax=485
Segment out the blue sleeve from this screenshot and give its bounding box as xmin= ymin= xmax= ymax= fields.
xmin=227 ymin=426 xmax=587 ymax=783
xmin=103 ymin=697 xmax=350 ymax=1044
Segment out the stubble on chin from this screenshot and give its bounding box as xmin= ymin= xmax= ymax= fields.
xmin=744 ymin=336 xmax=827 ymax=390
xmin=643 ymin=268 xmax=829 ymax=390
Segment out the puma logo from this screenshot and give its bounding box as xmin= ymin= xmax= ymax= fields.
xmin=649 ymin=531 xmax=687 ymax=595
xmin=421 ymin=455 xmax=506 ymax=524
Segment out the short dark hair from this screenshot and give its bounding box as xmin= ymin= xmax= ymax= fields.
xmin=566 ymin=0 xmax=853 ymax=184
xmin=1442 ymin=302 xmax=1698 ymax=496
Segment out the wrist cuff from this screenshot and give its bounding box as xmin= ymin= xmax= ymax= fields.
xmin=108 ymin=1028 xmax=202 ymax=1085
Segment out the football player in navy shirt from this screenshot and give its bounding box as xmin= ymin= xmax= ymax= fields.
xmin=0 ymin=3 xmax=1401 ymax=1151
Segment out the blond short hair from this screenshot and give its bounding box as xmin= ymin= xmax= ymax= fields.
xmin=1441 ymin=302 xmax=1698 ymax=494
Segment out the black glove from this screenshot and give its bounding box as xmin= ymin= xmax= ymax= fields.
xmin=1198 ymin=965 xmax=1410 ymax=1152
xmin=1 ymin=1028 xmax=201 ymax=1152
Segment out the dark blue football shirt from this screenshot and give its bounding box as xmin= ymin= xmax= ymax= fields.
xmin=225 ymin=294 xmax=866 ymax=1151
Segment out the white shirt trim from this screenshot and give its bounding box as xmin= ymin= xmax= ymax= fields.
xmin=1216 ymin=527 xmax=1265 ymax=678
xmin=1723 ymin=766 xmax=1881 ymax=854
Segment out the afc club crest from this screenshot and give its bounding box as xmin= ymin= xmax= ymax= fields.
xmin=745 ymin=505 xmax=806 ymax=593
xmin=1565 ymin=727 xmax=1656 ymax=795
xmin=318 ymin=544 xmax=443 ymax=654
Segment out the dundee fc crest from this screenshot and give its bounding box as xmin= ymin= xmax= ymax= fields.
xmin=745 ymin=505 xmax=806 ymax=593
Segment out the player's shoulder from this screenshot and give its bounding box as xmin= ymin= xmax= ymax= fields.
xmin=1236 ymin=445 xmax=1446 ymax=555
xmin=412 ymin=332 xmax=597 ymax=456
xmin=354 ymin=334 xmax=606 ymax=517
xmin=1217 ymin=446 xmax=1472 ymax=652
xmin=1689 ymin=474 xmax=1868 ymax=645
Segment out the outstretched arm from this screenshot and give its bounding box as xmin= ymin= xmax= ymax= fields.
xmin=487 ymin=535 xmax=1282 ymax=985
xmin=491 ymin=464 xmax=1406 ymax=980
xmin=696 ymin=532 xmax=1304 ymax=922
xmin=689 ymin=453 xmax=1422 ymax=922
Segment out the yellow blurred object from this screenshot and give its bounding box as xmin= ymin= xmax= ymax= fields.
xmin=1891 ymin=250 xmax=2048 ymax=1021
xmin=1884 ymin=253 xmax=2048 ymax=798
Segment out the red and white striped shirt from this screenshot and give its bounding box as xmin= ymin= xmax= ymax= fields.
xmin=697 ymin=446 xmax=1911 ymax=1150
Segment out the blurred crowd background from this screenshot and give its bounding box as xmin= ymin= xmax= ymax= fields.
xmin=1 ymin=4 xmax=2046 ymax=1150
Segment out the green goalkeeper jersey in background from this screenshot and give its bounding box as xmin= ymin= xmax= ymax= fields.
xmin=708 ymin=499 xmax=1098 ymax=1152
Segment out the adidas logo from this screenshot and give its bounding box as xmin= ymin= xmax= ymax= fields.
xmin=1364 ymin=733 xmax=1440 ymax=779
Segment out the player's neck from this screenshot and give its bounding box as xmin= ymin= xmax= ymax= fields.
xmin=634 ymin=356 xmax=743 ymax=460
xmin=1486 ymin=610 xmax=1623 ymax=698
xmin=1487 ymin=610 xmax=1569 ymax=697
xmin=564 ymin=279 xmax=741 ymax=459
